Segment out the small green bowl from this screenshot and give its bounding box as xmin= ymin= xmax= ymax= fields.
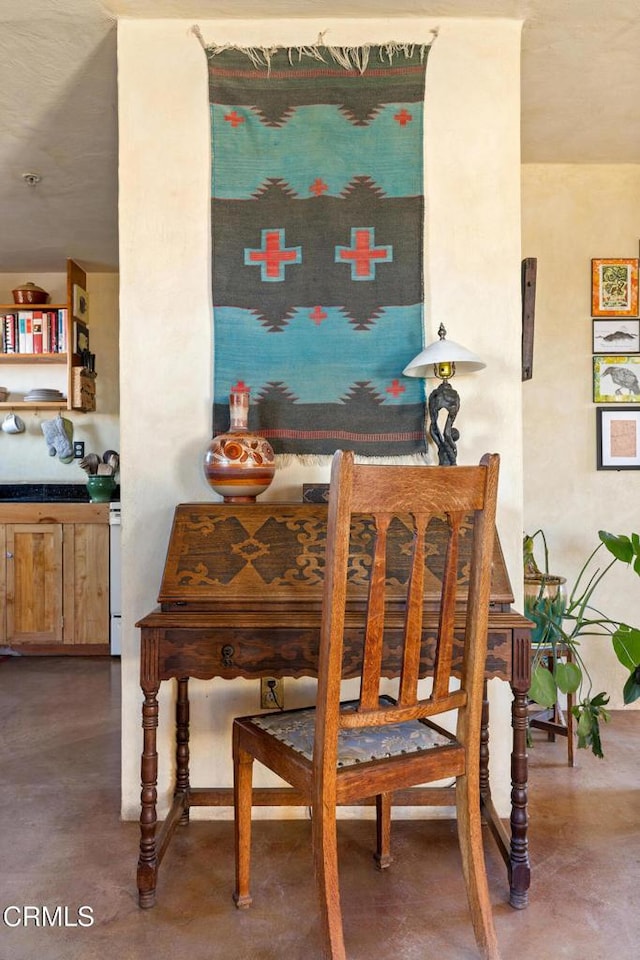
xmin=86 ymin=476 xmax=116 ymax=503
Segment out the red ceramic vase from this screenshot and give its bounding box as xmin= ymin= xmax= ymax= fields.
xmin=203 ymin=387 xmax=275 ymax=502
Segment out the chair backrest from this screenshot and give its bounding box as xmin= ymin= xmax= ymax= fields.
xmin=312 ymin=449 xmax=500 ymax=773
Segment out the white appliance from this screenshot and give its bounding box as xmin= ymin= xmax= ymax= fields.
xmin=109 ymin=501 xmax=121 ymax=655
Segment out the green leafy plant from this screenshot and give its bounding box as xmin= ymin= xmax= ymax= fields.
xmin=524 ymin=529 xmax=640 ymax=758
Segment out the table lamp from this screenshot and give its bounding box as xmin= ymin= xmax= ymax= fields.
xmin=403 ymin=323 xmax=485 ymax=465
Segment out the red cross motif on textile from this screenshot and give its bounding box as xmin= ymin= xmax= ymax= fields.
xmin=224 ymin=110 xmax=245 ymax=127
xmin=309 ymin=306 xmax=328 ymax=325
xmin=232 ymin=380 xmax=251 ymax=393
xmin=309 ymin=178 xmax=329 ymax=196
xmin=244 ymin=229 xmax=302 ymax=282
xmin=394 ymin=108 xmax=413 ymax=126
xmin=386 ymin=379 xmax=406 ymax=398
xmin=335 ymin=227 xmax=393 ymax=281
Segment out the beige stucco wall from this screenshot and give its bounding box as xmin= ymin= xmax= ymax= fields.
xmin=0 ymin=271 xmax=119 ymax=480
xmin=522 ymin=164 xmax=640 ymax=712
xmin=117 ymin=17 xmax=523 ymax=819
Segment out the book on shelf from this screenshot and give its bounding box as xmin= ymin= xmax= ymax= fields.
xmin=58 ymin=308 xmax=67 ymax=352
xmin=46 ymin=311 xmax=57 ymax=353
xmin=42 ymin=311 xmax=50 ymax=352
xmin=18 ymin=313 xmax=27 ymax=353
xmin=32 ymin=312 xmax=44 ymax=353
xmin=2 ymin=314 xmax=16 ymax=353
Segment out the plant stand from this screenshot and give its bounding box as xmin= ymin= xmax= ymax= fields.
xmin=529 ymin=645 xmax=575 ymax=767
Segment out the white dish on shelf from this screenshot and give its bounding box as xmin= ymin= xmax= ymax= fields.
xmin=24 ymin=393 xmax=66 ymax=402
xmin=25 ymin=388 xmax=64 ymax=395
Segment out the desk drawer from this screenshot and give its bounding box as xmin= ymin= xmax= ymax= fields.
xmin=159 ymin=628 xmax=320 ymax=680
xmin=156 ymin=626 xmax=511 ymax=682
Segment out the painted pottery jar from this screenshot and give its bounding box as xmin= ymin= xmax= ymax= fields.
xmin=203 ymin=386 xmax=275 ymax=502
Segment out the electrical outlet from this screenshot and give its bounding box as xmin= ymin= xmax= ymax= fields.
xmin=73 ymin=441 xmax=85 ymax=459
xmin=260 ymin=677 xmax=284 ymax=710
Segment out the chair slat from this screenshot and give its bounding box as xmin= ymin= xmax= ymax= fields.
xmin=359 ymin=514 xmax=390 ymax=711
xmin=432 ymin=513 xmax=463 ymax=701
xmin=397 ymin=512 xmax=428 ymax=707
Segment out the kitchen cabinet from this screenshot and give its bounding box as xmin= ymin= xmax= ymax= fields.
xmin=0 ymin=503 xmax=109 ymax=654
xmin=0 ymin=259 xmax=96 ymax=412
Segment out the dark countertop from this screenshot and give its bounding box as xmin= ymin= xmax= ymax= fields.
xmin=0 ymin=483 xmax=120 ymax=503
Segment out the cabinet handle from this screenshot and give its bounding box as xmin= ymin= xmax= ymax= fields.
xmin=6 ymin=552 xmax=13 ymax=559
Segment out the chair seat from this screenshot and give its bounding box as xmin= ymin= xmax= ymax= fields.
xmin=249 ymin=700 xmax=453 ymax=768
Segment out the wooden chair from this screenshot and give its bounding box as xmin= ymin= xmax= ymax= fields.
xmin=232 ymin=449 xmax=501 ymax=960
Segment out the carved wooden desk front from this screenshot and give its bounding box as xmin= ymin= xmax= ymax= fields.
xmin=136 ymin=503 xmax=532 ymax=910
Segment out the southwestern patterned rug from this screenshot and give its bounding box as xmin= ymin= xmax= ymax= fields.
xmin=207 ymin=43 xmax=432 ymax=457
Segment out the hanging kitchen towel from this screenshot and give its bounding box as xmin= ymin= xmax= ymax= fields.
xmin=206 ymin=41 xmax=432 ymax=457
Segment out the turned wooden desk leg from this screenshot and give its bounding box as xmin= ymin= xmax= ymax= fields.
xmin=509 ymin=629 xmax=531 ymax=909
xmin=138 ymin=680 xmax=160 ymax=908
xmin=175 ymin=677 xmax=191 ymax=824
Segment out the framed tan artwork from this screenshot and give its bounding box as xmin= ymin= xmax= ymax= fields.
xmin=597 ymin=407 xmax=640 ymax=469
xmin=591 ymin=258 xmax=639 ymax=317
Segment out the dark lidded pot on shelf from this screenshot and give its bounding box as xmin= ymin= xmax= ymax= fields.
xmin=203 ymin=387 xmax=275 ymax=502
xmin=12 ymin=281 xmax=50 ymax=304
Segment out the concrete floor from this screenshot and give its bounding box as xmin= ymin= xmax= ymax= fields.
xmin=0 ymin=656 xmax=638 ymax=960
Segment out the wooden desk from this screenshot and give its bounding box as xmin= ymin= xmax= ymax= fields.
xmin=136 ymin=504 xmax=532 ymax=910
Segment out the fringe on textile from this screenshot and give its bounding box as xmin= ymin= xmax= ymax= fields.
xmin=275 ymin=452 xmax=432 ymax=468
xmin=193 ymin=25 xmax=437 ymax=75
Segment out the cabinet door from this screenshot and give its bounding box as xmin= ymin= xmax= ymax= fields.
xmin=63 ymin=523 xmax=109 ymax=645
xmin=6 ymin=524 xmax=63 ymax=644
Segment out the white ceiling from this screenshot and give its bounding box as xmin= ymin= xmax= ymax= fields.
xmin=1 ymin=0 xmax=640 ymax=273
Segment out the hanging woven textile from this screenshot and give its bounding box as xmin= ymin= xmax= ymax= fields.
xmin=207 ymin=42 xmax=433 ymax=457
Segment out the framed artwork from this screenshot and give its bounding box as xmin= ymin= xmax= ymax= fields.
xmin=593 ymin=356 xmax=640 ymax=402
xmin=597 ymin=407 xmax=640 ymax=469
xmin=591 ymin=258 xmax=639 ymax=317
xmin=73 ymin=319 xmax=89 ymax=355
xmin=592 ymin=318 xmax=640 ymax=354
xmin=72 ymin=283 xmax=89 ymax=322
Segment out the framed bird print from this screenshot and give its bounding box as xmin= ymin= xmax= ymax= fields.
xmin=591 ymin=258 xmax=639 ymax=317
xmin=597 ymin=407 xmax=640 ymax=469
xmin=593 ymin=356 xmax=640 ymax=402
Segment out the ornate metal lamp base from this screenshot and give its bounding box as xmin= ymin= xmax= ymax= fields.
xmin=428 ymin=380 xmax=460 ymax=465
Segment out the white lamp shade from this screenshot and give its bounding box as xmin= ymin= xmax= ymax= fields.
xmin=403 ymin=336 xmax=486 ymax=377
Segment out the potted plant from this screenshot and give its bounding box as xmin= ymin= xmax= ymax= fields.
xmin=524 ymin=529 xmax=640 ymax=757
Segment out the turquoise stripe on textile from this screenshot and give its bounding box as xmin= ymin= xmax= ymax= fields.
xmin=211 ymin=102 xmax=424 ymax=200
xmin=213 ymin=305 xmax=425 ymax=405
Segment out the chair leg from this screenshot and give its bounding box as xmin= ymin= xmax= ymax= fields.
xmin=456 ymin=773 xmax=501 ymax=960
xmin=233 ymin=729 xmax=254 ymax=909
xmin=374 ymin=792 xmax=393 ymax=869
xmin=312 ymin=800 xmax=347 ymax=960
